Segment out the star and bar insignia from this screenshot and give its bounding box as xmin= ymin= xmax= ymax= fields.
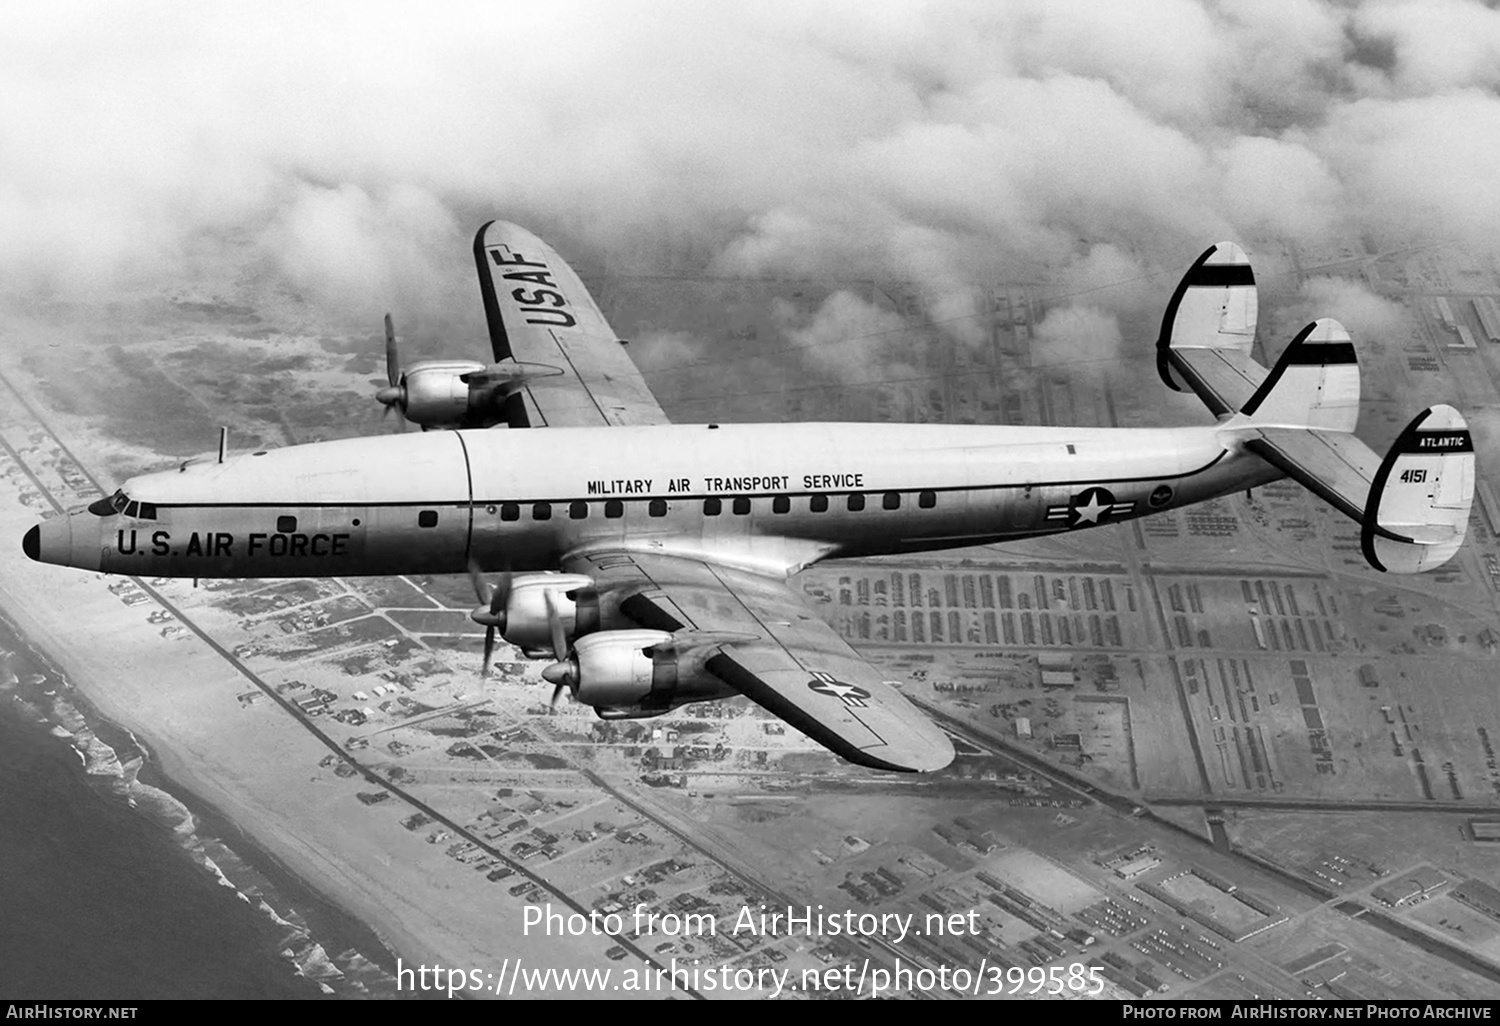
xmin=1045 ymin=486 xmax=1135 ymax=529
xmin=807 ymin=671 xmax=872 ymax=708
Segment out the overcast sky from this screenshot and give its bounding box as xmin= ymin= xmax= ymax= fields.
xmin=4 ymin=1 xmax=1499 ymax=357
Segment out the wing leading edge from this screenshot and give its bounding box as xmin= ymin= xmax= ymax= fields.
xmin=564 ymin=550 xmax=955 ymax=773
xmin=473 ymin=220 xmax=669 ymax=428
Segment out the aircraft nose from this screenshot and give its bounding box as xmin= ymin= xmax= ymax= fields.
xmin=23 ymin=515 xmax=89 ymax=569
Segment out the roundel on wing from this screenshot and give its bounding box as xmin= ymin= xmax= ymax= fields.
xmin=807 ymin=673 xmax=871 ymax=708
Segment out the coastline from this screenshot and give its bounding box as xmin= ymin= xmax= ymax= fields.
xmin=0 ymin=600 xmax=413 ymax=999
xmin=0 ymin=504 xmax=624 ymax=1000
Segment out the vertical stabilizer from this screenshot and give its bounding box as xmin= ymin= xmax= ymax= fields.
xmin=1241 ymin=319 xmax=1361 ymax=432
xmin=1362 ymin=405 xmax=1476 ymax=573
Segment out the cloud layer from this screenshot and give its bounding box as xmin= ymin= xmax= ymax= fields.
xmin=5 ymin=1 xmax=1499 ymax=361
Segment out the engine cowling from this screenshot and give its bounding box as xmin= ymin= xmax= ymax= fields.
xmin=498 ymin=574 xmax=598 ymax=652
xmin=570 ymin=630 xmax=670 ymax=707
xmin=543 ymin=630 xmax=740 ymax=712
xmin=398 ymin=360 xmax=490 ymax=428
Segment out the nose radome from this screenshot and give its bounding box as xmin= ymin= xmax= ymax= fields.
xmin=22 ymin=525 xmax=39 ymax=561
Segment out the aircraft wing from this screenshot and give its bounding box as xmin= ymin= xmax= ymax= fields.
xmin=563 ymin=550 xmax=956 ymax=773
xmin=473 ymin=220 xmax=669 ymax=427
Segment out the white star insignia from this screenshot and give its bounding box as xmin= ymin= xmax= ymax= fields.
xmin=1073 ymin=491 xmax=1110 ymax=525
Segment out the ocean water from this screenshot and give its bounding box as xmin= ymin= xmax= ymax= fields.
xmin=0 ymin=616 xmax=408 ymax=1000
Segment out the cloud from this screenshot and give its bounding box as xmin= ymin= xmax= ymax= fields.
xmin=1030 ymin=306 xmax=1124 ymax=377
xmin=1270 ymin=276 xmax=1409 ymax=353
xmin=772 ymin=290 xmax=915 ymax=385
xmin=3 ymin=0 xmax=1499 ymax=392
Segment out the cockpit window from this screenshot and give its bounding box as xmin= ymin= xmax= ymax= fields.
xmin=88 ymin=490 xmax=128 ymax=517
xmin=86 ymin=490 xmax=155 ymax=520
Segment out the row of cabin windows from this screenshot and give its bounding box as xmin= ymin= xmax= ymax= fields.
xmin=89 ymin=492 xmax=938 ymax=530
xmin=482 ymin=491 xmax=938 ymax=524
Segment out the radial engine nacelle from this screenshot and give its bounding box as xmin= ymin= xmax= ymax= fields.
xmin=375 ymin=314 xmax=563 ymax=429
xmin=542 ymin=629 xmax=747 ymax=716
xmin=497 ymin=573 xmax=600 ymax=653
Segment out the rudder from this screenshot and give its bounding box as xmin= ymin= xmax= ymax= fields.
xmin=1156 ymin=241 xmax=1257 ymax=393
xmin=1241 ymin=319 xmax=1360 ymax=432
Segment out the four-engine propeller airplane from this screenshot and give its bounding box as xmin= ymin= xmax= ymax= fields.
xmin=24 ymin=222 xmax=1477 ymax=773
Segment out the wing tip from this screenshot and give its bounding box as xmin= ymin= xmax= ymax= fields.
xmin=852 ymin=734 xmax=956 ymax=773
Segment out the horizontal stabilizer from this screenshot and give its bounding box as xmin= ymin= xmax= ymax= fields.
xmin=1362 ymin=405 xmax=1475 ymax=574
xmin=1243 ymin=427 xmax=1380 ymax=524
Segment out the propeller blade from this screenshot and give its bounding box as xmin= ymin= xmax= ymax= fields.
xmin=467 ymin=560 xmax=492 ymax=607
xmin=384 ymin=313 xmax=399 ymax=387
xmin=550 ymin=683 xmax=566 ymax=710
xmin=482 ymin=627 xmax=496 ymax=678
xmin=543 ymin=589 xmax=568 ymax=659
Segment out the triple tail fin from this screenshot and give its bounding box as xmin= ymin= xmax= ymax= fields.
xmin=1361 ymin=406 xmax=1475 ymax=573
xmin=1159 ymin=242 xmax=1477 ymax=573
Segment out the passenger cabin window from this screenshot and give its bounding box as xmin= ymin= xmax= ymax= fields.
xmin=772 ymin=496 xmax=790 ymax=514
xmin=732 ymin=497 xmax=751 ymax=516
xmin=883 ymin=492 xmax=901 ymax=510
xmin=417 ymin=510 xmax=437 ymax=528
xmin=847 ymin=493 xmax=865 ymax=512
xmin=533 ymin=502 xmax=552 ymax=520
xmin=569 ymin=501 xmax=588 ymax=520
xmin=648 ymin=499 xmax=668 ymax=517
xmin=500 ymin=503 xmax=520 ymax=522
xmin=604 ymin=500 xmax=624 ymax=519
xmin=918 ymin=490 xmax=936 ymax=509
xmin=810 ymin=494 xmax=828 ymax=513
xmin=278 ymin=515 xmax=298 ymax=533
xmin=703 ymin=497 xmax=722 ymax=516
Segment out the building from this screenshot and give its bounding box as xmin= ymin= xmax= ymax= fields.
xmin=1453 ymin=325 xmax=1478 ymax=350
xmin=1114 ymin=855 xmax=1161 ymax=880
xmin=1473 ymin=297 xmax=1500 ymax=344
xmin=1468 ymin=819 xmax=1500 ymax=843
xmin=1478 ymin=481 xmax=1500 ymax=536
xmin=1358 ymin=664 xmax=1379 ymax=688
xmin=1452 ymin=878 xmax=1500 ymax=920
xmin=1015 ymin=716 xmax=1032 ymax=739
xmin=1372 ymin=868 xmax=1446 ymax=907
xmin=1436 ymin=297 xmax=1457 ymax=329
xmin=1041 ymin=670 xmax=1076 ymax=689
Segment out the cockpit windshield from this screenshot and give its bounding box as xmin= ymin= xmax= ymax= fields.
xmin=86 ymin=490 xmax=156 ymax=519
xmin=88 ymin=490 xmax=129 ymax=516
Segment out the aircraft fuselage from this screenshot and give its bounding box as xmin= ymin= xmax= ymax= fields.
xmin=26 ymin=420 xmax=1280 ymax=578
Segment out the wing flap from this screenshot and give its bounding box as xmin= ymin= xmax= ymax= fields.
xmin=473 ymin=220 xmax=669 ymax=427
xmin=566 ymin=550 xmax=954 ymax=772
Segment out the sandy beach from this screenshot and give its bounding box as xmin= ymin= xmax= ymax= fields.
xmin=0 ymin=489 xmax=637 ymax=1000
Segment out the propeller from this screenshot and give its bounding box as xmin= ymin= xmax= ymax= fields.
xmin=375 ymin=313 xmax=407 ymax=429
xmin=467 ymin=561 xmax=512 ymax=678
xmin=540 ymin=590 xmax=576 ymax=709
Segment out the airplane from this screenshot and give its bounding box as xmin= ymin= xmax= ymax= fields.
xmin=23 ymin=223 xmax=1477 ymax=773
